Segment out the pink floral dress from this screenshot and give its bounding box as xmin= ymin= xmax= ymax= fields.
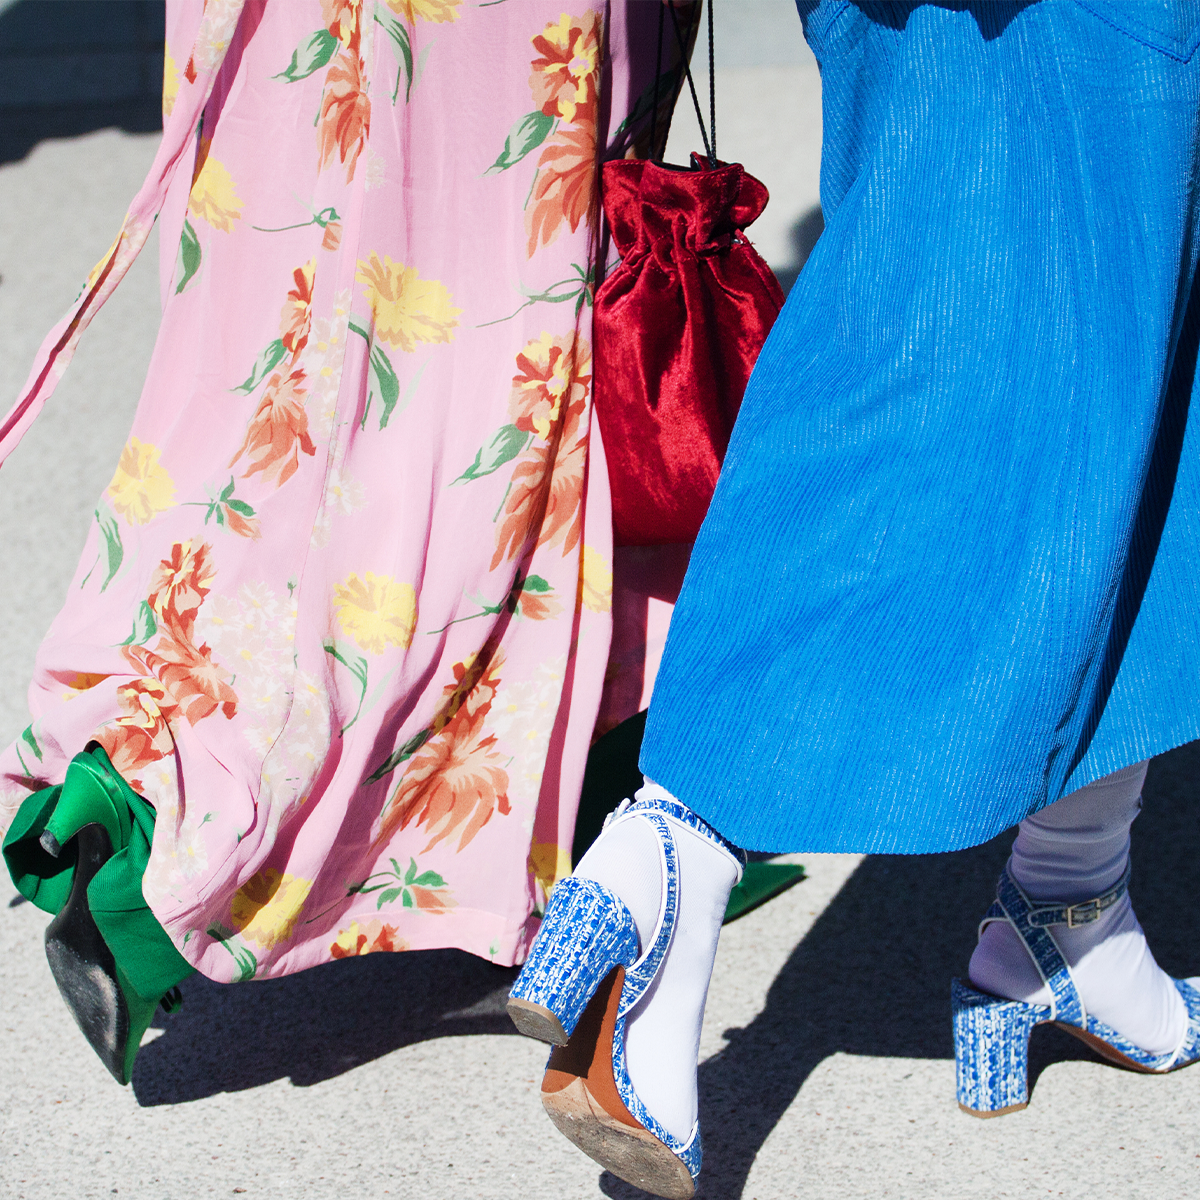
xmin=0 ymin=0 xmax=670 ymax=982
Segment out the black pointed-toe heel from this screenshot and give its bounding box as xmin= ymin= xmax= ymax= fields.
xmin=41 ymin=823 xmax=160 ymax=1085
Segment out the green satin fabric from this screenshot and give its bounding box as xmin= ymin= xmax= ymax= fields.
xmin=2 ymin=744 xmax=194 ymax=1001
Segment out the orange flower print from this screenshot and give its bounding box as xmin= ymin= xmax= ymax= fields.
xmin=330 ymin=919 xmax=407 ymax=958
xmin=492 ymin=446 xmax=551 ymax=569
xmin=321 ymin=0 xmax=362 ymax=47
xmin=537 ymin=397 xmax=587 ymax=555
xmin=495 ymin=333 xmax=590 ymax=565
xmin=126 ymin=636 xmax=238 ymax=726
xmin=529 ymin=12 xmax=600 ymax=124
xmin=526 ymin=125 xmax=597 ymax=258
xmin=123 ymin=539 xmax=238 ymax=729
xmin=321 ymin=220 xmax=343 ymax=252
xmin=147 ymin=539 xmax=218 ymax=644
xmin=231 ymin=369 xmax=316 ymax=487
xmin=318 ymin=50 xmax=371 ymax=182
xmin=95 ymin=677 xmax=180 ymax=781
xmin=279 ymin=259 xmax=317 ymax=357
xmin=377 ymin=653 xmax=508 ymax=851
xmin=517 ymin=586 xmax=563 ymax=622
xmin=217 ymin=500 xmax=260 ymax=540
xmin=510 ymin=331 xmax=591 ymax=440
xmin=379 ymin=707 xmax=511 ymax=853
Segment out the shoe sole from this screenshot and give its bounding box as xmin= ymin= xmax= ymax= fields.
xmin=958 ymin=1100 xmax=1028 ymax=1119
xmin=539 ymin=966 xmax=695 ymax=1200
xmin=543 ymin=1075 xmax=695 ymax=1199
xmin=506 ymin=998 xmax=568 ymax=1046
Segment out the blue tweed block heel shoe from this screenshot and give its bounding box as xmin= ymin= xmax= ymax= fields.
xmin=508 ymin=795 xmax=742 ymax=1200
xmin=953 ymin=863 xmax=1200 ymax=1116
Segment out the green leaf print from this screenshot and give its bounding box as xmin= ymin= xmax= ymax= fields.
xmin=369 ymin=343 xmax=402 ymax=429
xmin=477 ymin=264 xmax=594 ymax=328
xmin=374 ymin=9 xmax=415 ymax=103
xmin=323 ymin=639 xmax=370 ymax=734
xmin=21 ymin=724 xmax=43 ymax=763
xmin=365 ymin=726 xmax=431 ymax=784
xmin=520 ymin=574 xmax=552 ymax=594
xmin=207 ymin=923 xmax=258 ymax=982
xmin=349 ymin=319 xmax=404 ymax=430
xmin=356 ymin=856 xmax=454 ymax=912
xmin=174 ymin=219 xmax=202 ymax=295
xmin=274 ymin=29 xmax=339 ymax=83
xmin=89 ymin=504 xmax=124 ymax=593
xmin=451 ymin=424 xmax=531 ymax=485
xmin=233 ymin=339 xmax=287 ymax=395
xmin=486 ymin=111 xmax=555 ymax=175
xmin=119 ymin=600 xmax=159 ymax=648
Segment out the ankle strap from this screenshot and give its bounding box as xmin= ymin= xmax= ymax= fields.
xmin=1021 ymin=861 xmax=1131 ymax=929
xmin=979 ymin=865 xmax=1082 ymax=1027
xmin=618 ymin=795 xmax=746 ymax=873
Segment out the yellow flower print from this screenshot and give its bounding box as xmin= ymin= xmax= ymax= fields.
xmin=530 ymin=12 xmax=600 ymax=125
xmin=355 ymin=253 xmax=461 ymax=352
xmin=334 ymin=572 xmax=417 ymax=654
xmin=230 ymin=869 xmax=313 ymax=948
xmin=529 ymin=842 xmax=572 ymax=901
xmin=106 ymin=437 xmax=177 ymax=525
xmin=578 ymin=545 xmax=611 ymax=614
xmin=162 ymin=50 xmax=180 ymax=118
xmin=386 ymin=0 xmax=460 ymax=21
xmin=189 ymin=139 xmax=243 ymax=233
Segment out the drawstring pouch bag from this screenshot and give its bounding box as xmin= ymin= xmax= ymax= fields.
xmin=592 ymin=2 xmax=785 ymax=546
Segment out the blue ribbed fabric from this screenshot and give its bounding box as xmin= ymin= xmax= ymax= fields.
xmin=640 ymin=0 xmax=1200 ymax=853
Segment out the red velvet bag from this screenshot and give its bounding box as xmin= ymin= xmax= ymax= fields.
xmin=592 ymin=153 xmax=785 ymax=546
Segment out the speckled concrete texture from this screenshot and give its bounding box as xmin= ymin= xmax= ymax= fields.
xmin=3 ymin=5 xmax=1200 ymax=1198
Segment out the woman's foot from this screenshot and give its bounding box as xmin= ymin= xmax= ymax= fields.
xmin=572 ymin=780 xmax=741 ymax=1142
xmin=969 ymin=761 xmax=1186 ymax=1054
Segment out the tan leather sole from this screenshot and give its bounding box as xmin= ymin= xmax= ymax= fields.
xmin=540 ymin=966 xmax=695 ymax=1200
xmin=1057 ymin=1022 xmax=1175 ymax=1074
xmin=958 ymin=1100 xmax=1028 ymax=1119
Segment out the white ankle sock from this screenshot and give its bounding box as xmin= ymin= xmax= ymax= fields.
xmin=572 ymin=779 xmax=739 ymax=1142
xmin=969 ymin=761 xmax=1186 ymax=1055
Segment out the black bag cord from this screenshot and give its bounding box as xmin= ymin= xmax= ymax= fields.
xmin=651 ymin=2 xmax=717 ymax=169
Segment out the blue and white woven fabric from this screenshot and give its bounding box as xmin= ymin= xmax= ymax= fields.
xmin=953 ymin=864 xmax=1200 ymax=1113
xmin=641 ymin=0 xmax=1200 ymax=853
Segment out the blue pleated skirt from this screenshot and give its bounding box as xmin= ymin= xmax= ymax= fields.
xmin=640 ymin=0 xmax=1200 ymax=853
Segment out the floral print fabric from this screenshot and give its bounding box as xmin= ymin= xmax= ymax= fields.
xmin=0 ymin=0 xmax=671 ymax=980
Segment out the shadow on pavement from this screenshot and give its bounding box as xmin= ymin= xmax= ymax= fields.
xmin=601 ymin=739 xmax=1200 ymax=1199
xmin=133 ymin=947 xmax=521 ymax=1106
xmin=0 ymin=0 xmax=164 ymax=166
xmin=131 ymin=728 xmax=1199 ymax=1186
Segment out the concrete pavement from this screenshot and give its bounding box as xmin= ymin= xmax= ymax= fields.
xmin=3 ymin=4 xmax=1200 ymax=1198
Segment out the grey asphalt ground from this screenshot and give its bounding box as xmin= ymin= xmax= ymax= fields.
xmin=3 ymin=4 xmax=1200 ymax=1198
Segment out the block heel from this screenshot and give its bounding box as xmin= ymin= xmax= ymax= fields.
xmin=507 ymin=875 xmax=639 ymax=1045
xmin=509 ymin=795 xmax=744 ymax=1197
xmin=954 ymin=862 xmax=1200 ymax=1116
xmin=952 ymin=977 xmax=1046 ymax=1116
